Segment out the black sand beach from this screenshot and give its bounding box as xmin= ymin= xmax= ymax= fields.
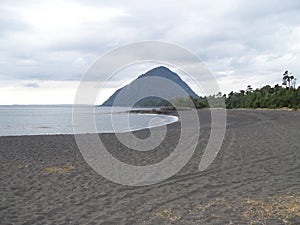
xmin=1 ymin=110 xmax=299 ymax=224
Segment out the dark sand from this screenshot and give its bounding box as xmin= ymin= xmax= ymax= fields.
xmin=1 ymin=110 xmax=299 ymax=225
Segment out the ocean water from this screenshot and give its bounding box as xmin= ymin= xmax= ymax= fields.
xmin=0 ymin=105 xmax=178 ymax=136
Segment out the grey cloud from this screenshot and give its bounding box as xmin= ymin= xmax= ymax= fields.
xmin=233 ymin=0 xmax=300 ymax=21
xmin=0 ymin=8 xmax=31 ymax=34
xmin=24 ymin=82 xmax=40 ymax=88
xmin=0 ymin=0 xmax=299 ymax=93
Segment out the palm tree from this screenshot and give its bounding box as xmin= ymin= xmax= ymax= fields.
xmin=282 ymin=71 xmax=295 ymax=89
xmin=287 ymin=75 xmax=294 ymax=88
xmin=246 ymin=85 xmax=253 ymax=94
xmin=282 ymin=70 xmax=288 ymax=87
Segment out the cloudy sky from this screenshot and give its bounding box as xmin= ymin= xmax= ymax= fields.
xmin=1 ymin=0 xmax=300 ymax=105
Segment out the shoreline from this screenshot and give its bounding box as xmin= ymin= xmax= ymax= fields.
xmin=0 ymin=116 xmax=179 ymax=138
xmin=2 ymin=107 xmax=300 ymax=138
xmin=0 ymin=108 xmax=179 ymax=137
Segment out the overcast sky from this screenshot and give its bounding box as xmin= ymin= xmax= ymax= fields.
xmin=1 ymin=0 xmax=300 ymax=104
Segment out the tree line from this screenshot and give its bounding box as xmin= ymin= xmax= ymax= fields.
xmin=192 ymin=70 xmax=300 ymax=110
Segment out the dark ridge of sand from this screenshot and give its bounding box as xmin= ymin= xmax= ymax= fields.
xmin=1 ymin=110 xmax=299 ymax=225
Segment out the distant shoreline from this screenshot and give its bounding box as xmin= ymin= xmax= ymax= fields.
xmin=128 ymin=107 xmax=300 ymax=114
xmin=234 ymin=107 xmax=300 ymax=112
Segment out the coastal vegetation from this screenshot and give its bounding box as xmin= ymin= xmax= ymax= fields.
xmin=224 ymin=84 xmax=300 ymax=109
xmin=184 ymin=71 xmax=300 ymax=110
xmin=143 ymin=82 xmax=300 ymax=110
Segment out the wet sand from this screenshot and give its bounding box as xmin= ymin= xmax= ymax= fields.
xmin=1 ymin=110 xmax=299 ymax=224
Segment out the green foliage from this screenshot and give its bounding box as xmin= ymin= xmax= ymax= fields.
xmin=194 ymin=97 xmax=209 ymax=109
xmin=171 ymin=96 xmax=195 ymax=108
xmin=190 ymin=94 xmax=225 ymax=109
xmin=225 ymin=85 xmax=300 ymax=109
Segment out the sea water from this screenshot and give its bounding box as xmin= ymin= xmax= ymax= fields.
xmin=0 ymin=105 xmax=178 ymax=136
